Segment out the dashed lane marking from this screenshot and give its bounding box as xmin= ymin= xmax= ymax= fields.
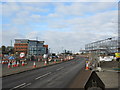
xmin=35 ymin=72 xmax=52 ymax=80
xmin=20 ymin=83 xmax=32 ymax=88
xmin=56 ymin=67 xmax=64 ymax=71
xmin=10 ymin=83 xmax=26 ymax=90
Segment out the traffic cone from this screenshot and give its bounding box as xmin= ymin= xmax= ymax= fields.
xmin=22 ymin=61 xmax=25 ymax=66
xmin=54 ymin=59 xmax=56 ymax=63
xmin=38 ymin=59 xmax=40 ymax=62
xmin=16 ymin=61 xmax=19 ymax=67
xmin=44 ymin=61 xmax=47 ymax=66
xmin=12 ymin=61 xmax=14 ymax=67
xmin=2 ymin=61 xmax=4 ymax=64
xmin=61 ymin=59 xmax=63 ymax=62
xmin=33 ymin=62 xmax=36 ymax=68
xmin=85 ymin=61 xmax=89 ymax=70
xmin=14 ymin=61 xmax=17 ymax=67
xmin=8 ymin=62 xmax=11 ymax=68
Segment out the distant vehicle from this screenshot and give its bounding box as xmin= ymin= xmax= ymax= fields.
xmin=99 ymin=56 xmax=114 ymax=62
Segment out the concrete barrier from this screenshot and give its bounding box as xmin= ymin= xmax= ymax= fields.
xmin=69 ymin=69 xmax=105 ymax=90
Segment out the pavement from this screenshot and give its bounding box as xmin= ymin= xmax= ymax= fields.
xmin=96 ymin=61 xmax=119 ymax=89
xmin=69 ymin=60 xmax=120 ymax=89
xmin=2 ymin=56 xmax=86 ymax=89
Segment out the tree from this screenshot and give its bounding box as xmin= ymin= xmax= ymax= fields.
xmin=2 ymin=45 xmax=6 ymax=54
xmin=6 ymin=46 xmax=14 ymax=54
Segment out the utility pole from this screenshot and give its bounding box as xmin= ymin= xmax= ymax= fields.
xmin=36 ymin=37 xmax=38 ymax=41
xmin=11 ymin=40 xmax=12 ymax=47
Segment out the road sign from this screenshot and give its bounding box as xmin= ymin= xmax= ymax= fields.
xmin=43 ymin=54 xmax=48 ymax=59
xmin=20 ymin=52 xmax=25 ymax=58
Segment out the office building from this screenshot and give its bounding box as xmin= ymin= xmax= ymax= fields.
xmin=14 ymin=39 xmax=48 ymax=56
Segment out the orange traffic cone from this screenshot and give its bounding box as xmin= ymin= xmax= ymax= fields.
xmin=22 ymin=61 xmax=25 ymax=66
xmin=44 ymin=61 xmax=47 ymax=66
xmin=85 ymin=61 xmax=89 ymax=70
xmin=16 ymin=61 xmax=19 ymax=67
xmin=8 ymin=62 xmax=11 ymax=68
xmin=33 ymin=62 xmax=36 ymax=68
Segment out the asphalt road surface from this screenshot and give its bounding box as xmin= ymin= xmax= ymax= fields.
xmin=2 ymin=56 xmax=86 ymax=89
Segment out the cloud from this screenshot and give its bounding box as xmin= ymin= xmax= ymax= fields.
xmin=2 ymin=0 xmax=118 ymax=2
xmin=2 ymin=2 xmax=21 ymax=16
xmin=2 ymin=27 xmax=25 ymax=45
xmin=2 ymin=2 xmax=118 ymax=53
xmin=51 ymin=2 xmax=118 ymax=17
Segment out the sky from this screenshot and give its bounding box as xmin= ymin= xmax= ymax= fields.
xmin=1 ymin=0 xmax=119 ymax=53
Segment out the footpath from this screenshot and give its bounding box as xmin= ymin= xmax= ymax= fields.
xmin=96 ymin=61 xmax=119 ymax=89
xmin=69 ymin=61 xmax=119 ymax=89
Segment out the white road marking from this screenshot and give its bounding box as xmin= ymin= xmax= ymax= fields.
xmin=10 ymin=83 xmax=26 ymax=90
xmin=20 ymin=83 xmax=32 ymax=88
xmin=35 ymin=72 xmax=51 ymax=80
xmin=104 ymin=69 xmax=120 ymax=72
xmin=56 ymin=67 xmax=64 ymax=71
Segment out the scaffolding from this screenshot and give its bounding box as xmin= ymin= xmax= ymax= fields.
xmin=85 ymin=37 xmax=118 ymax=55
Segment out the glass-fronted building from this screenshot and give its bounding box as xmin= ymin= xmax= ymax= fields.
xmin=14 ymin=39 xmax=48 ymax=57
xmin=28 ymin=40 xmax=47 ymax=56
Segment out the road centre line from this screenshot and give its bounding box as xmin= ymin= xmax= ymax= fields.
xmin=35 ymin=72 xmax=52 ymax=80
xmin=10 ymin=83 xmax=26 ymax=90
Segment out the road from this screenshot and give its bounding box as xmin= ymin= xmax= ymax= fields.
xmin=2 ymin=56 xmax=86 ymax=89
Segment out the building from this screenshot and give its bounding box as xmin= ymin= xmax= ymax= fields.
xmin=83 ymin=37 xmax=118 ymax=55
xmin=14 ymin=39 xmax=48 ymax=57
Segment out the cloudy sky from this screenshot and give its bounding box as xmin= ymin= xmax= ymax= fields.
xmin=1 ymin=0 xmax=118 ymax=53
